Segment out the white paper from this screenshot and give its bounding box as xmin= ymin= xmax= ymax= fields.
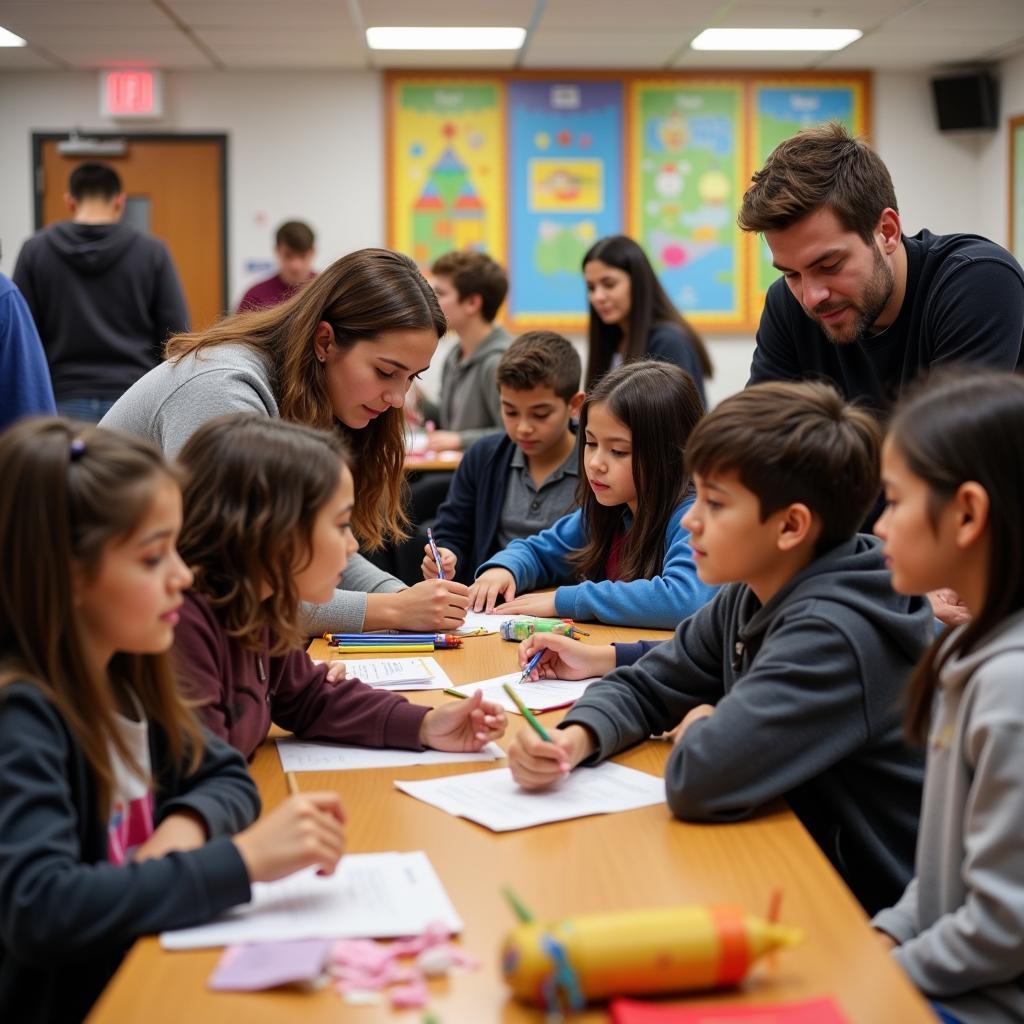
xmin=395 ymin=762 xmax=665 ymax=832
xmin=344 ymin=656 xmax=452 ymax=691
xmin=454 ymin=673 xmax=598 ymax=713
xmin=456 ymin=611 xmax=538 ymax=636
xmin=276 ymin=739 xmax=504 ymax=773
xmin=161 ymin=851 xmax=462 ymax=949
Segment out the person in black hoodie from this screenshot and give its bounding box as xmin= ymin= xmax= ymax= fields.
xmin=13 ymin=161 xmax=189 ymax=420
xmin=508 ymin=381 xmax=933 ymax=915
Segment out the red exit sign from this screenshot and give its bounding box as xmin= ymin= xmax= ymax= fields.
xmin=99 ymin=70 xmax=163 ymax=118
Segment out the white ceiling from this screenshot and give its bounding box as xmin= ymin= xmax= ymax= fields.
xmin=0 ymin=0 xmax=1022 ymax=73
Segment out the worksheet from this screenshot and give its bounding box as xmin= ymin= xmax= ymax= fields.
xmin=394 ymin=762 xmax=665 ymax=832
xmin=276 ymin=738 xmax=504 ymax=773
xmin=453 ymin=673 xmax=599 ymax=713
xmin=455 ymin=611 xmax=538 ymax=635
xmin=161 ymin=852 xmax=462 ymax=949
xmin=342 ymin=656 xmax=453 ymax=690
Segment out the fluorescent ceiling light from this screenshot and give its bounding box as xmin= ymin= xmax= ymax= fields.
xmin=366 ymin=26 xmax=526 ymax=50
xmin=0 ymin=26 xmax=27 ymax=47
xmin=691 ymin=28 xmax=862 ymax=51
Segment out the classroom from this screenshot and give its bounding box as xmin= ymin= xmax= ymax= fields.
xmin=1 ymin=2 xmax=1024 ymax=1023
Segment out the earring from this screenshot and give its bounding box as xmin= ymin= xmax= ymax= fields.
xmin=317 ymin=355 xmax=325 ymax=363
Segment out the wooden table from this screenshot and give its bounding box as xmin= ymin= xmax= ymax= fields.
xmin=403 ymin=451 xmax=463 ymax=472
xmin=89 ymin=625 xmax=935 ymax=1023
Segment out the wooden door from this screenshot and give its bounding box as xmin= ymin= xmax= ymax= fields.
xmin=37 ymin=136 xmax=226 ymax=330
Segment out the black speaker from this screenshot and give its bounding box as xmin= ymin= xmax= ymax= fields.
xmin=931 ymin=72 xmax=999 ymax=131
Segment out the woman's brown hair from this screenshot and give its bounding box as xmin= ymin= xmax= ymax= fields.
xmin=166 ymin=248 xmax=446 ymax=549
xmin=0 ymin=418 xmax=205 ymax=816
xmin=176 ymin=415 xmax=350 ymax=655
xmin=582 ymin=234 xmax=712 ymax=390
xmin=570 ymin=361 xmax=704 ymax=583
xmin=887 ymin=372 xmax=1024 ymax=744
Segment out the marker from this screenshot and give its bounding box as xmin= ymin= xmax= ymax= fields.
xmin=426 ymin=527 xmax=446 ymax=581
xmin=502 ymin=681 xmax=551 ymax=741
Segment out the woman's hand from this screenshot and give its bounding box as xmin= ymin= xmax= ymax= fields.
xmin=419 ymin=690 xmax=507 ymax=751
xmin=467 ymin=568 xmax=516 ymax=613
xmin=517 ymin=632 xmax=615 ymax=681
xmin=233 ymin=792 xmax=347 ymax=882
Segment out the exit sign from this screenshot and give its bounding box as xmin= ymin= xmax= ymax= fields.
xmin=99 ymin=70 xmax=163 ymax=119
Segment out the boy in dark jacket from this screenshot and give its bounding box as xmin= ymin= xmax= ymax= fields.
xmin=509 ymin=380 xmax=933 ymax=915
xmin=422 ymin=331 xmax=584 ymax=585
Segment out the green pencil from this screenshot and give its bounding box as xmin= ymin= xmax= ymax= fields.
xmin=443 ymin=687 xmax=468 ymax=699
xmin=502 ymin=885 xmax=535 ymax=924
xmin=501 ymin=681 xmax=552 ymax=741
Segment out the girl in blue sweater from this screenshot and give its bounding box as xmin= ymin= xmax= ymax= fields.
xmin=468 ymin=360 xmax=715 ymax=629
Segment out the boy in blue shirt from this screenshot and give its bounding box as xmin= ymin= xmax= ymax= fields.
xmin=509 ymin=380 xmax=932 ymax=914
xmin=422 ymin=331 xmax=583 ymax=585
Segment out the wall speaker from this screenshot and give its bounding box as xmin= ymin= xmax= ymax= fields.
xmin=930 ymin=72 xmax=999 ymax=131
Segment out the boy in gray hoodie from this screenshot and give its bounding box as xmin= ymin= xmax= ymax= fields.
xmin=508 ymin=380 xmax=933 ymax=915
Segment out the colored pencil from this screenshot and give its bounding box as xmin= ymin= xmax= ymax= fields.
xmin=502 ymin=681 xmax=551 ymax=741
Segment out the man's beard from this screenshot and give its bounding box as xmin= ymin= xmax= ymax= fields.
xmin=806 ymin=245 xmax=895 ymax=345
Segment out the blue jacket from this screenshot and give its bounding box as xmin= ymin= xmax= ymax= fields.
xmin=0 ymin=273 xmax=55 ymax=430
xmin=477 ymin=497 xmax=715 ymax=629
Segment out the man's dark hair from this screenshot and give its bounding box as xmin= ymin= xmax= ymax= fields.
xmin=69 ymin=163 xmax=123 ymax=202
xmin=275 ymin=221 xmax=315 ymax=253
xmin=738 ymin=122 xmax=898 ymax=244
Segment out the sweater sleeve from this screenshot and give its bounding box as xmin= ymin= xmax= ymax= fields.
xmin=0 ymin=684 xmax=253 ymax=967
xmin=0 ymin=278 xmax=56 ymax=427
xmin=172 ymin=593 xmax=232 ymax=742
xmin=552 ymin=501 xmax=714 ymax=629
xmin=748 ymin=281 xmax=805 ymax=385
xmin=873 ymin=876 xmax=922 ymax=944
xmin=476 ymin=509 xmax=586 ymax=590
xmin=269 ymin=650 xmax=430 ymax=749
xmin=298 ymin=553 xmax=406 ymax=634
xmin=560 ymin=596 xmax=727 ymax=758
xmin=889 ymin=656 xmax=1024 ymax=995
xmin=926 ymin=258 xmax=1024 ymax=370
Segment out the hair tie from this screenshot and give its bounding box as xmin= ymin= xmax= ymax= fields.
xmin=69 ymin=439 xmax=87 ymax=461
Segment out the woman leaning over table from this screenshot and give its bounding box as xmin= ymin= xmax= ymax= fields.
xmin=102 ymin=247 xmax=471 ymax=634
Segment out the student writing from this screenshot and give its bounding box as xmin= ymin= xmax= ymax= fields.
xmin=872 ymin=372 xmax=1024 ymax=1024
xmin=0 ymin=420 xmax=346 ymax=1024
xmin=468 ymin=361 xmax=715 ymax=629
xmin=422 ymin=331 xmax=584 ymax=585
xmin=508 ymin=381 xmax=933 ymax=914
xmin=172 ymin=414 xmax=506 ymax=762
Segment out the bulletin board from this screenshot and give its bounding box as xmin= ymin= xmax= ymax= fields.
xmin=1010 ymin=114 xmax=1024 ymax=264
xmin=386 ymin=71 xmax=871 ymax=334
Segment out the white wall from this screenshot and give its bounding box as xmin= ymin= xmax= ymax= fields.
xmin=1 ymin=64 xmax=1016 ymax=406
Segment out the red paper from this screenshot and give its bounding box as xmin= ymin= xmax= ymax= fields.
xmin=610 ymin=996 xmax=848 ymax=1024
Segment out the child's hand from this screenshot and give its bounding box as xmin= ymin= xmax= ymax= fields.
xmin=424 ymin=429 xmax=461 ymax=452
xmin=421 ymin=543 xmax=457 ymax=581
xmin=133 ymin=810 xmax=208 ymax=863
xmin=324 ymin=660 xmax=348 ymax=683
xmin=928 ymin=588 xmax=971 ymax=627
xmin=508 ymin=724 xmax=594 ymax=790
xmin=467 ymin=568 xmax=517 ymax=613
xmin=233 ymin=792 xmax=347 ymax=882
xmin=518 ymin=633 xmax=615 ymax=681
xmin=420 ymin=689 xmax=506 ymax=751
xmin=394 ymin=579 xmax=469 ymax=630
xmin=500 ymin=592 xmax=558 ymax=617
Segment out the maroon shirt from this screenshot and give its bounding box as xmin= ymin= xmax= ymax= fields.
xmin=174 ymin=590 xmax=430 ymax=761
xmin=236 ymin=272 xmax=315 ymax=313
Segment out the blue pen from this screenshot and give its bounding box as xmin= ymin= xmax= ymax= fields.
xmin=518 ymin=649 xmax=545 ymax=685
xmin=426 ymin=527 xmax=446 ymax=581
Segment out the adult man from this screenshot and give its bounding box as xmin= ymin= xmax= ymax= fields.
xmin=13 ymin=162 xmax=189 ymax=421
xmin=740 ymin=123 xmax=1024 ymax=625
xmin=237 ymin=220 xmax=317 ymax=312
xmin=742 ymin=122 xmax=1023 ymax=414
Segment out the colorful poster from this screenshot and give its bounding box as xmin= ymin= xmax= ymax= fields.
xmin=507 ymin=80 xmax=623 ymax=327
xmin=630 ymin=81 xmax=745 ymax=328
xmin=1011 ymin=117 xmax=1024 ymax=263
xmin=751 ymin=80 xmax=869 ymax=309
xmin=389 ymin=78 xmax=505 ymax=271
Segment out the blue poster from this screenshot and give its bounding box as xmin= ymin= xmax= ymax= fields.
xmin=507 ymin=80 xmax=623 ymax=326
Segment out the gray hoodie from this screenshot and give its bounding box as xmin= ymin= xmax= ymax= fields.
xmin=101 ymin=343 xmax=406 ymax=632
xmin=12 ymin=221 xmax=189 ymax=400
xmin=873 ymin=609 xmax=1024 ymax=1024
xmin=438 ymin=324 xmax=512 ymax=448
xmin=561 ymin=534 xmax=932 ymax=914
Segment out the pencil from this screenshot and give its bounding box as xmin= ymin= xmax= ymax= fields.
xmin=331 ymin=644 xmax=434 ymax=653
xmin=286 ymin=771 xmax=300 ymax=796
xmin=502 ymin=682 xmax=552 ymax=741
xmin=443 ymin=687 xmax=468 ymax=699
